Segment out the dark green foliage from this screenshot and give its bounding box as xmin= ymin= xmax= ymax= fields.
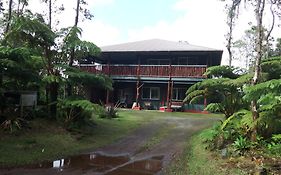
xmin=104 ymin=105 xmax=118 ymax=119
xmin=3 ymin=15 xmax=56 ymax=48
xmin=60 ymin=26 xmax=100 ymax=62
xmin=232 ymin=136 xmax=251 ymax=155
xmin=261 ymin=57 xmax=281 ymax=80
xmin=0 ymin=46 xmax=42 ymax=132
xmin=92 ymin=104 xmax=118 ymax=119
xmin=64 ymin=66 xmax=112 ymax=90
xmin=0 ymin=116 xmax=26 ymax=133
xmin=92 ymin=104 xmax=107 ymax=118
xmin=0 ymin=1 xmax=112 ymax=134
xmin=57 ymin=96 xmax=94 ymax=129
xmin=0 ymin=102 xmax=35 ymax=133
xmin=185 ymin=69 xmax=245 ymax=118
xmin=0 ymin=46 xmax=42 ymax=90
xmin=204 ymin=65 xmax=241 ymax=79
xmin=189 ymin=62 xmax=281 ymax=156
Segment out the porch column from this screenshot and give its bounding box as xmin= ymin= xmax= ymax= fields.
xmin=133 ymin=80 xmax=141 ymax=110
xmin=106 ymin=60 xmax=111 ymax=106
xmin=166 ymin=80 xmax=172 ymax=112
xmin=165 ymin=63 xmax=173 ymax=112
xmin=133 ymin=57 xmax=141 ymax=110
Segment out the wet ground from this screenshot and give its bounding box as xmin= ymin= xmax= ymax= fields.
xmin=0 ymin=114 xmax=219 ymax=175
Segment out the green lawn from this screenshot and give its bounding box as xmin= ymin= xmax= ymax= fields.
xmin=0 ymin=110 xmax=147 ymax=166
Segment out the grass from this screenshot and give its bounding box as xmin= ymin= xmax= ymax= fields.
xmin=0 ymin=110 xmax=223 ymax=167
xmin=0 ymin=110 xmax=151 ymax=166
xmin=166 ymin=129 xmax=246 ymax=175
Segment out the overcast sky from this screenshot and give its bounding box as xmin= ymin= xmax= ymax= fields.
xmin=29 ymin=0 xmax=281 ymax=67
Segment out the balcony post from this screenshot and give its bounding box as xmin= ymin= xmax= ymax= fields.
xmin=136 ymin=61 xmax=140 ymax=106
xmin=133 ymin=57 xmax=141 ymax=110
xmin=106 ymin=60 xmax=111 ymax=106
xmin=166 ymin=80 xmax=172 ymax=112
xmin=165 ymin=62 xmax=173 ymax=112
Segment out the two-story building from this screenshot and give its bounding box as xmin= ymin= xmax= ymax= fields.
xmin=80 ymin=39 xmax=222 ymax=112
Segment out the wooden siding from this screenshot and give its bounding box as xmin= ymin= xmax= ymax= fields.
xmin=80 ymin=64 xmax=207 ymax=78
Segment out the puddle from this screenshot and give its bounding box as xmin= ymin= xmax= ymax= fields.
xmin=105 ymin=155 xmax=164 ymax=175
xmin=9 ymin=153 xmax=163 ymax=174
xmin=26 ymin=153 xmax=130 ymax=172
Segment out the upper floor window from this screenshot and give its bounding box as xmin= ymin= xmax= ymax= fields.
xmin=178 ymin=57 xmax=188 ymax=65
xmin=147 ymin=59 xmax=170 ymax=65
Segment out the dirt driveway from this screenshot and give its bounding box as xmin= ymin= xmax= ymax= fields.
xmin=1 ymin=112 xmax=220 ymax=175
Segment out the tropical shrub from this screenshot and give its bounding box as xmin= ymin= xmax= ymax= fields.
xmin=93 ymin=104 xmax=118 ymax=119
xmin=267 ymin=134 xmax=281 ymax=155
xmin=187 ymin=62 xmax=281 ymax=157
xmin=185 ymin=66 xmax=248 ymax=118
xmin=232 ymin=136 xmax=251 ymax=155
xmin=57 ymin=96 xmax=94 ymax=129
xmin=0 ymin=106 xmax=29 ymax=133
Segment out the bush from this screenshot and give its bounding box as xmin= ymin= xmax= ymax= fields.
xmin=232 ymin=136 xmax=251 ymax=155
xmin=57 ymin=96 xmax=94 ymax=129
xmin=267 ymin=134 xmax=281 ymax=155
xmin=0 ymin=107 xmax=29 ymax=133
xmin=93 ymin=104 xmax=118 ymax=119
xmin=199 ymin=124 xmax=226 ymax=150
xmin=267 ymin=144 xmax=281 ymax=155
xmin=92 ymin=104 xmax=107 ymax=118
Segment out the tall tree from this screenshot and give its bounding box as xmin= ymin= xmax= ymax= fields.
xmin=222 ymin=0 xmax=281 ymax=141
xmin=250 ymin=0 xmax=266 ymax=141
xmin=5 ymin=0 xmax=13 ymax=34
xmin=224 ymin=0 xmax=242 ymax=66
xmin=16 ymin=0 xmax=28 ymax=17
xmin=66 ymin=0 xmax=94 ymax=96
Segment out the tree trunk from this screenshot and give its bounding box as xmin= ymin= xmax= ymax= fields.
xmin=251 ymin=0 xmax=265 ymax=141
xmin=66 ymin=0 xmax=80 ymax=97
xmin=226 ymin=0 xmax=242 ymax=67
xmin=17 ymin=0 xmax=20 ymax=16
xmin=74 ymin=0 xmax=80 ymax=27
xmin=48 ymin=0 xmax=52 ymax=28
xmin=226 ymin=8 xmax=234 ymax=67
xmin=49 ymin=82 xmax=58 ymax=116
xmin=5 ymin=0 xmax=13 ymax=34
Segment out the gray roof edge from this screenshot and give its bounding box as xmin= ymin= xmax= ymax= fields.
xmin=101 ymin=50 xmax=223 ymax=53
xmin=101 ymin=39 xmax=223 ymax=52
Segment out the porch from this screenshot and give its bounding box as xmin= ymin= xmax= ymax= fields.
xmin=88 ymin=81 xmax=206 ymax=112
xmin=80 ymin=64 xmax=207 ymax=78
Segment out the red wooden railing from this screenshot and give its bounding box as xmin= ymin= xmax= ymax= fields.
xmin=80 ymin=64 xmax=207 ymax=78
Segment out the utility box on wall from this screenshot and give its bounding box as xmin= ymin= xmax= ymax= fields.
xmin=4 ymin=91 xmax=37 ymax=107
xmin=20 ymin=92 xmax=37 ymax=107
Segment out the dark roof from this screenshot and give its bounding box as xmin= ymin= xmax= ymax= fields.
xmin=101 ymin=39 xmax=221 ymax=52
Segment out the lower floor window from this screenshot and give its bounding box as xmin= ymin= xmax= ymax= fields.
xmin=172 ymin=88 xmax=186 ymax=101
xmin=142 ymin=87 xmax=160 ymax=100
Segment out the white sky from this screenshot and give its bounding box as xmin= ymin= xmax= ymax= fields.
xmin=20 ymin=0 xmax=281 ymax=67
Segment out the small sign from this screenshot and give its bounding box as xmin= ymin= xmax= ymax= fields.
xmin=21 ymin=93 xmax=37 ymax=107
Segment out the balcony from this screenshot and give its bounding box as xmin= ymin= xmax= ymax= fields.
xmin=80 ymin=64 xmax=207 ymax=78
